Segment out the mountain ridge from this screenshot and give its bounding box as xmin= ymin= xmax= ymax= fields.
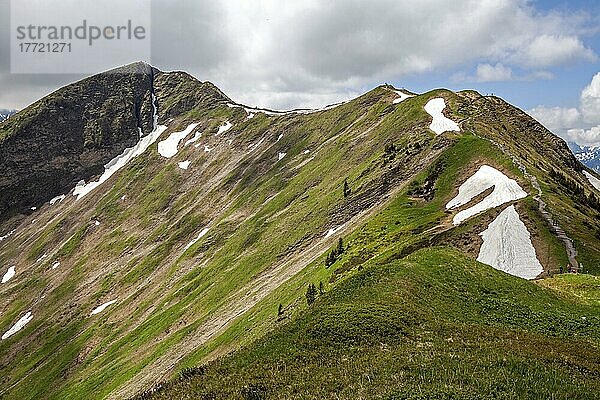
xmin=0 ymin=64 xmax=599 ymax=399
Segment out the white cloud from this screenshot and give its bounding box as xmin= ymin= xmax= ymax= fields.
xmin=475 ymin=63 xmax=513 ymax=82
xmin=520 ymin=35 xmax=596 ymax=68
xmin=201 ymin=0 xmax=597 ymax=108
xmin=527 ymin=106 xmax=581 ymax=134
xmin=453 ymin=64 xmax=554 ymax=83
xmin=0 ymin=0 xmax=597 ymax=110
xmin=581 ymin=73 xmax=600 ymax=124
xmin=567 ymin=126 xmax=600 ymax=147
xmin=528 ymin=72 xmax=600 ymax=147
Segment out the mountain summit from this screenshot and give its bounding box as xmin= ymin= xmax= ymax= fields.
xmin=0 ymin=65 xmax=599 ymax=399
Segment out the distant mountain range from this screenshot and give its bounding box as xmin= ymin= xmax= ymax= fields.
xmin=568 ymin=142 xmax=600 ymax=172
xmin=0 ymin=109 xmax=17 ymax=122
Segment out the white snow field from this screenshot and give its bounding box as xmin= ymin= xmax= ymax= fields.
xmin=74 ymin=125 xmax=168 ymax=199
xmin=392 ymin=90 xmax=414 ymax=104
xmin=2 ymin=312 xmax=33 ymax=340
xmin=184 ymin=228 xmax=210 ymax=251
xmin=278 ymin=152 xmax=286 ymax=161
xmin=324 ymin=225 xmax=344 ymax=238
xmin=49 ymin=194 xmax=66 ymax=205
xmin=424 ymin=98 xmax=460 ymax=135
xmin=91 ymin=300 xmax=117 ymax=315
xmin=477 ymin=205 xmax=543 ymax=280
xmin=216 ymin=121 xmax=232 ymax=135
xmin=158 ymin=123 xmax=200 ymax=158
xmin=447 ymin=165 xmax=527 ymax=225
xmin=1 ymin=266 xmax=15 ymax=283
xmin=584 ymin=171 xmax=600 ymax=191
xmin=178 ymin=160 xmax=191 ymax=170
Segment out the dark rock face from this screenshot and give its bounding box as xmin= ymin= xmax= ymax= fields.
xmin=0 ymin=62 xmax=155 ymax=221
xmin=153 ymin=69 xmax=231 ymax=121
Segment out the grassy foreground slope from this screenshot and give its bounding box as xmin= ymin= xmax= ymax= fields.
xmin=145 ymin=247 xmax=600 ymax=400
xmin=143 ymin=133 xmax=599 ymax=399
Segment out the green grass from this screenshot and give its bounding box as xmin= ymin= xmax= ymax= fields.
xmin=537 ymin=274 xmax=600 ymax=307
xmin=2 ymin=84 xmax=599 ymax=400
xmin=145 ymin=247 xmax=600 ymax=400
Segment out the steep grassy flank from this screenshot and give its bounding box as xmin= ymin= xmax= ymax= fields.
xmin=144 ymin=247 xmax=600 ymax=400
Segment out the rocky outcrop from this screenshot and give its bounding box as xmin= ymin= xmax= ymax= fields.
xmin=0 ymin=62 xmax=156 ymax=221
xmin=153 ymin=69 xmax=231 ymax=122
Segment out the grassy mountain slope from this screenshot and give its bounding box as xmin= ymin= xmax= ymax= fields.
xmin=144 ymin=247 xmax=600 ymax=399
xmin=0 ymin=66 xmax=599 ymax=399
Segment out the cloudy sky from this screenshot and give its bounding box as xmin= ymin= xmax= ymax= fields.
xmin=1 ymin=0 xmax=600 ymax=146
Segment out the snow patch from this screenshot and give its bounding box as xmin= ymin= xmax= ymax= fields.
xmin=158 ymin=123 xmax=200 ymax=158
xmin=30 ymin=207 xmax=36 ymax=211
xmin=36 ymin=253 xmax=48 ymax=263
xmin=477 ymin=205 xmax=543 ymax=280
xmin=216 ymin=121 xmax=232 ymax=135
xmin=584 ymin=171 xmax=600 ymax=191
xmin=247 ymin=113 xmax=255 ymax=119
xmin=184 ymin=228 xmax=209 ymax=251
xmin=278 ymin=152 xmax=286 ymax=161
xmin=1 ymin=266 xmax=15 ymax=283
xmin=51 ymin=262 xmax=60 ymax=270
xmin=178 ymin=160 xmax=191 ymax=170
xmin=184 ymin=131 xmax=203 ymax=147
xmin=303 ymin=149 xmax=311 ymax=155
xmin=324 ymin=225 xmax=344 ymax=238
xmin=94 ymin=220 xmax=101 ymax=226
xmin=49 ymin=194 xmax=66 ymax=205
xmin=91 ymin=300 xmax=117 ymax=315
xmin=447 ymin=165 xmax=527 ymax=225
xmin=74 ymin=124 xmax=168 ymax=200
xmin=2 ymin=312 xmax=33 ymax=340
xmin=0 ymin=229 xmax=15 ymax=242
xmin=248 ymin=136 xmax=267 ymax=153
xmin=424 ymin=98 xmax=460 ymax=135
xmin=392 ymin=90 xmax=413 ymax=104
xmin=203 ymin=145 xmax=213 ymax=153
xmin=276 ymin=134 xmax=283 ymax=142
